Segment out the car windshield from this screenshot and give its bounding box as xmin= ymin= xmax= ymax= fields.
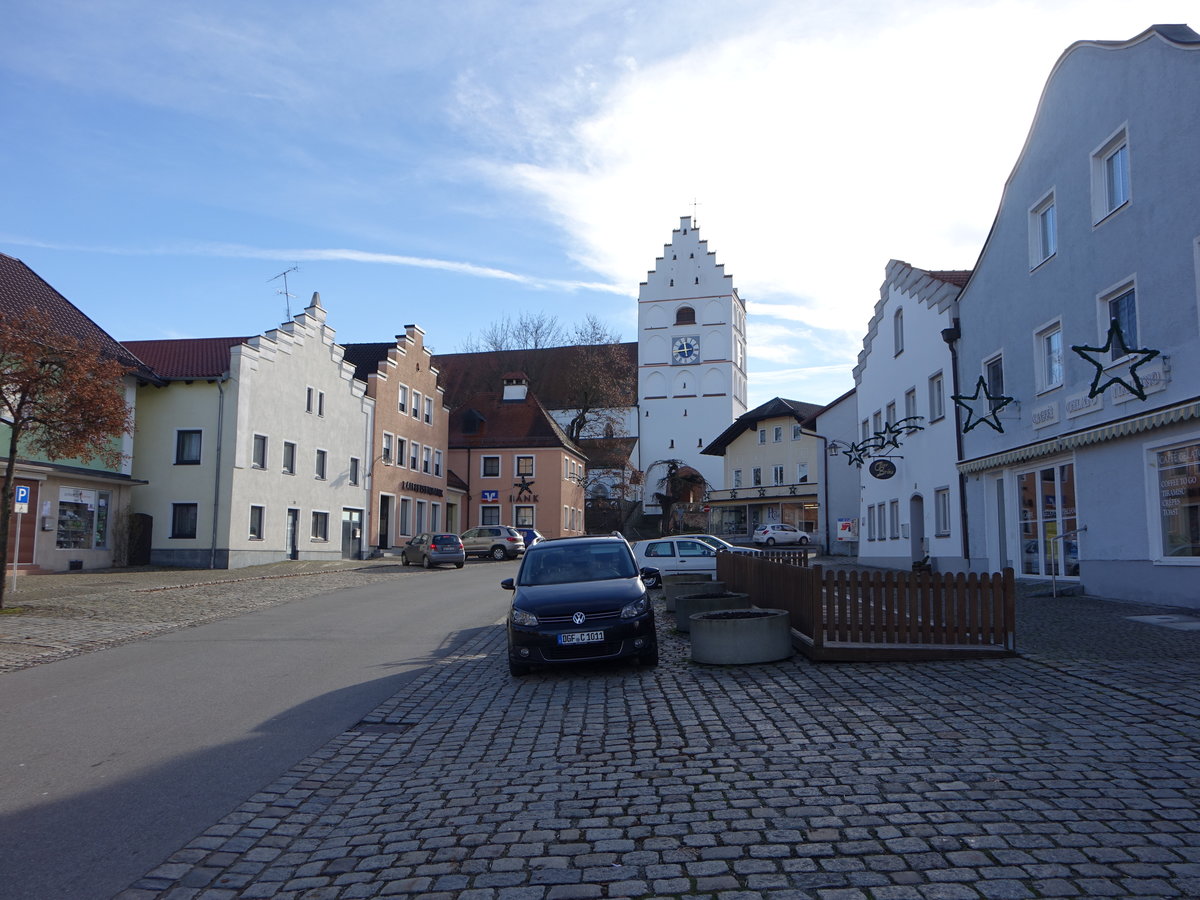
xmin=519 ymin=544 xmax=638 ymax=585
xmin=696 ymin=535 xmax=731 ymax=550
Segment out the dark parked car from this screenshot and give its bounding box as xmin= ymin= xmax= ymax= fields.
xmin=401 ymin=533 xmax=466 ymax=568
xmin=461 ymin=526 xmax=526 ymax=560
xmin=519 ymin=528 xmax=545 ymax=549
xmin=502 ymin=535 xmax=659 ymax=676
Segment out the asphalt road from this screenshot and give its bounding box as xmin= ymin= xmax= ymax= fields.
xmin=0 ymin=561 xmax=514 ymax=900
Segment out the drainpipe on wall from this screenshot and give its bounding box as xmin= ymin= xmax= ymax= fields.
xmin=209 ymin=375 xmax=228 ymax=570
xmin=816 ymin=432 xmax=831 ymax=555
xmin=940 ymin=319 xmax=970 ymax=567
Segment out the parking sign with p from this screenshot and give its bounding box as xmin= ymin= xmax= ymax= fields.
xmin=13 ymin=485 xmax=30 ymax=514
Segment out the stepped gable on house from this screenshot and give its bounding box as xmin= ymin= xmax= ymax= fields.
xmin=701 ymin=397 xmax=824 ymax=456
xmin=433 ymin=343 xmax=638 ymax=410
xmin=122 ymin=337 xmax=252 ymax=379
xmin=340 ymin=342 xmax=396 ymax=382
xmin=853 ymin=260 xmax=972 ymax=383
xmin=448 ymin=374 xmax=587 ymax=457
xmin=0 ymin=253 xmax=159 ymax=382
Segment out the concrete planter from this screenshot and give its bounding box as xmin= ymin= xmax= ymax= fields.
xmin=690 ymin=608 xmax=793 ymax=665
xmin=663 ymin=579 xmax=724 ymax=612
xmin=674 ymin=591 xmax=751 ymax=633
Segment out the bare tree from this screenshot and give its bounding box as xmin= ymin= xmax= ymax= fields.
xmin=458 ymin=311 xmax=568 ymax=353
xmin=1 ymin=309 xmax=134 ymax=608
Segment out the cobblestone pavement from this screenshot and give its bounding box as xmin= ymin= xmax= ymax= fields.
xmin=5 ymin=560 xmax=1199 ymax=898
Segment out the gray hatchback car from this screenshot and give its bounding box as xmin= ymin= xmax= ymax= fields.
xmin=401 ymin=533 xmax=466 ymax=568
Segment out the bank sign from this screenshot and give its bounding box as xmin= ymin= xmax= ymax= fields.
xmin=480 ymin=490 xmax=499 ymax=502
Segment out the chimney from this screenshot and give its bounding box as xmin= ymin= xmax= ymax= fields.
xmin=502 ymin=372 xmax=529 ymax=402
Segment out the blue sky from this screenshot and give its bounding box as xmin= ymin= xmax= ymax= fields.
xmin=2 ymin=1 xmax=1192 ymax=407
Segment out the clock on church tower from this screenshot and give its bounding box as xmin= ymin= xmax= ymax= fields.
xmin=636 ymin=216 xmax=749 ymax=513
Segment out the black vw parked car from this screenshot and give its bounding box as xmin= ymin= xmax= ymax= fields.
xmin=502 ymin=535 xmax=659 ymax=676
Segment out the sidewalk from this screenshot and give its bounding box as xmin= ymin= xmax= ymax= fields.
xmin=5 ymin=557 xmax=1200 ymax=898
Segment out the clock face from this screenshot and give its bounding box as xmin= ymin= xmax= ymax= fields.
xmin=672 ymin=335 xmax=700 ymax=364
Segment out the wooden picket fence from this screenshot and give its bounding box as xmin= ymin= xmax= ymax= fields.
xmin=717 ymin=554 xmax=1016 ymax=661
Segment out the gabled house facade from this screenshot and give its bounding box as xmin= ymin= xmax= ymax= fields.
xmin=853 ymin=262 xmax=970 ymax=571
xmin=701 ymin=397 xmax=824 ymax=542
xmin=447 ymin=374 xmax=587 ymax=539
xmin=125 ymin=294 xmax=374 ymax=568
xmin=952 ymin=25 xmax=1200 ymax=608
xmin=1 ymin=254 xmax=158 ymax=573
xmin=343 ymin=327 xmax=459 ymax=551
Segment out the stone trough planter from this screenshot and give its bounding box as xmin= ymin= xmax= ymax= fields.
xmin=690 ymin=608 xmax=793 ymax=665
xmin=674 ymin=591 xmax=751 ymax=633
xmin=662 ymin=578 xmax=724 ymax=612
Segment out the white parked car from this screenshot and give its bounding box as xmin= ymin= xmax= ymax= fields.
xmin=630 ymin=537 xmax=718 ymax=587
xmin=692 ymin=534 xmax=761 ymax=556
xmin=752 ymin=523 xmax=811 ymax=546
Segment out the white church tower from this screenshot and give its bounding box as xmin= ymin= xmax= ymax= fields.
xmin=637 ymin=216 xmax=748 ymax=512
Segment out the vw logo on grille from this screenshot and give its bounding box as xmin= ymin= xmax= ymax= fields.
xmin=572 ymin=612 xmax=586 ymax=625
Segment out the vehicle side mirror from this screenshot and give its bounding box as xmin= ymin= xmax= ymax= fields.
xmin=640 ymin=567 xmax=660 ymax=581
xmin=501 ymin=578 xmax=515 ymax=591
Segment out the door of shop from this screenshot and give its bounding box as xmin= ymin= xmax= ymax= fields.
xmin=1017 ymin=462 xmax=1078 ymax=577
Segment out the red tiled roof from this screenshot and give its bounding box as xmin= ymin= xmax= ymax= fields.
xmin=449 ymin=389 xmax=585 ymax=457
xmin=927 ymin=270 xmax=973 ymax=288
xmin=121 ymin=337 xmax=251 ymax=379
xmin=0 ymin=253 xmax=156 ymax=378
xmin=434 ymin=343 xmax=638 ymax=410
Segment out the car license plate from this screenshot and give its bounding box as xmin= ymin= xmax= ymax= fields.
xmin=559 ymin=631 xmax=604 ymax=645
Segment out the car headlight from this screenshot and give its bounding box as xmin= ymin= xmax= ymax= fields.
xmin=511 ymin=607 xmax=538 ymax=626
xmin=620 ymin=595 xmax=649 ymax=619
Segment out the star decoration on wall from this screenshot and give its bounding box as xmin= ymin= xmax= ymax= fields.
xmin=842 ymin=439 xmax=876 ymax=468
xmin=1071 ymin=320 xmax=1161 ymax=400
xmin=953 ymin=376 xmax=1014 ymax=433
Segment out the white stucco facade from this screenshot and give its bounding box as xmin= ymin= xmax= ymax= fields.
xmin=637 ymin=216 xmax=748 ymax=510
xmin=853 ymin=262 xmax=966 ymax=571
xmin=131 ymin=296 xmax=374 ymax=568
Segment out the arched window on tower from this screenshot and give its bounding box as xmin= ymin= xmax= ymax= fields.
xmin=674 ymin=306 xmax=696 ymax=325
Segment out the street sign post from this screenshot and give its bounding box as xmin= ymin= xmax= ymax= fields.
xmin=11 ymin=485 xmax=31 ymax=592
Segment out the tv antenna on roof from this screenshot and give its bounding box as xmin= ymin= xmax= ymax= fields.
xmin=268 ymin=265 xmax=300 ymax=319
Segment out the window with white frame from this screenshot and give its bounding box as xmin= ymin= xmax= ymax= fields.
xmin=773 ymin=465 xmax=784 ymax=485
xmin=985 ymin=355 xmax=1006 ymax=411
xmin=397 ymin=385 xmax=408 ymax=413
xmin=797 ymin=463 xmax=809 ymax=483
xmin=1030 ymin=191 xmax=1057 ymax=266
xmin=480 ymin=505 xmax=499 ymax=526
xmin=396 ymin=438 xmax=406 ymax=468
xmin=929 ymin=372 xmax=945 ymax=422
xmin=399 ymin=498 xmax=411 ymax=535
xmin=1092 ymin=128 xmax=1130 ymax=221
xmin=422 ymin=446 xmax=431 ymax=474
xmin=305 ymin=387 xmax=314 ymax=414
xmin=792 ymin=424 xmax=803 ymax=440
xmin=935 ymin=488 xmax=951 ymax=536
xmin=317 ymin=391 xmax=325 ymax=417
xmin=411 ymin=390 xmax=421 ymax=418
xmin=424 ymin=396 xmax=433 ymax=424
xmin=861 ymin=419 xmax=870 ymax=441
xmin=315 ymin=449 xmax=327 ymax=480
xmin=758 ymin=429 xmax=766 ymax=444
xmin=893 ymin=307 xmax=904 ymax=356
xmin=889 ymin=499 xmax=900 ymax=539
xmin=886 ymin=402 xmax=896 ymax=426
xmin=252 ymin=434 xmax=267 ymax=469
xmin=865 ymin=505 xmax=874 ymax=541
xmin=733 ymin=469 xmax=742 ymax=488
xmin=1104 ymin=285 xmax=1138 ymax=359
xmin=752 ymin=467 xmax=762 ymax=486
xmin=904 ymin=388 xmax=917 ymax=420
xmin=311 ymin=511 xmax=329 ymax=541
xmin=249 ymin=505 xmax=265 ymax=540
xmin=382 ymin=433 xmax=393 ymax=465
xmin=282 ymin=441 xmax=296 ymax=475
xmin=516 ymin=455 xmax=534 ymax=477
xmin=434 ymin=449 xmax=443 ymax=477
xmin=514 ymin=506 xmax=534 ymax=528
xmin=431 ymin=503 xmax=440 ymax=531
xmin=872 ymin=411 xmax=882 ymax=434
xmin=1037 ymin=323 xmax=1064 ymax=391
xmin=482 ymin=455 xmax=500 ymax=477
xmin=349 ymin=457 xmax=360 ymax=486
xmin=415 ymin=500 xmax=426 ymax=533
xmin=773 ymin=426 xmax=782 ymax=442
xmin=409 ymin=441 xmax=419 ymax=469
